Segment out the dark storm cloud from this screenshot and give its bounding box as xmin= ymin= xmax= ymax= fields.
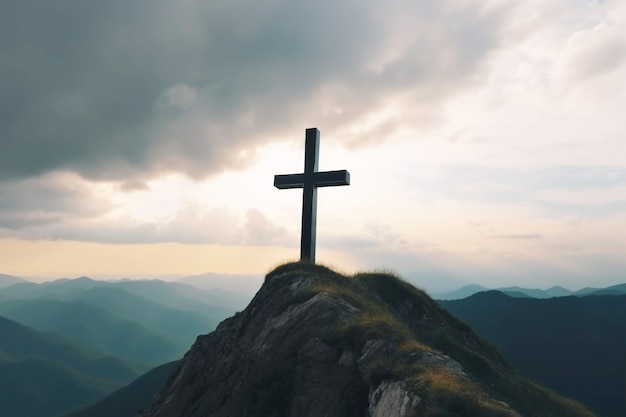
xmin=0 ymin=0 xmax=509 ymax=182
xmin=0 ymin=173 xmax=113 ymax=230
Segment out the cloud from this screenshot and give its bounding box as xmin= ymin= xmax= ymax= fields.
xmin=0 ymin=190 xmax=293 ymax=246
xmin=241 ymin=208 xmax=289 ymax=246
xmin=559 ymin=20 xmax=626 ymax=83
xmin=0 ymin=0 xmax=511 ymax=183
xmin=0 ymin=172 xmax=114 ymax=231
xmin=364 ymin=221 xmax=408 ymax=246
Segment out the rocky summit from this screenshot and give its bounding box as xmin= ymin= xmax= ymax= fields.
xmin=141 ymin=263 xmax=595 ymax=417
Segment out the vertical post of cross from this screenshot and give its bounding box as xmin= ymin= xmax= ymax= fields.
xmin=274 ymin=128 xmax=350 ymax=263
xmin=301 ymin=128 xmax=320 ymax=262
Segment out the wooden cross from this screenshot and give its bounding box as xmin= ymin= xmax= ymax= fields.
xmin=274 ymin=128 xmax=350 ymax=263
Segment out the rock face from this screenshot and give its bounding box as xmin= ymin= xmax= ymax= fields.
xmin=141 ymin=263 xmax=595 ymax=417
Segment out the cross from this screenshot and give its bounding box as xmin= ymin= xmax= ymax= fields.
xmin=274 ymin=128 xmax=350 ymax=263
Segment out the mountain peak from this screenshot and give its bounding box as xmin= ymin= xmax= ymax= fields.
xmin=0 ymin=273 xmax=26 ymax=289
xmin=141 ymin=262 xmax=594 ymax=417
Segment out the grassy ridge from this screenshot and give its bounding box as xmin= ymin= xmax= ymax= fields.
xmin=266 ymin=262 xmax=596 ymax=417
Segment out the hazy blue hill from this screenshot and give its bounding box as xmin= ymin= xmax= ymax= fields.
xmin=111 ymin=279 xmax=240 ymax=314
xmin=499 ymin=290 xmax=532 ymax=298
xmin=496 ymin=286 xmax=553 ymax=298
xmin=66 ymin=287 xmax=220 ymax=345
xmin=0 ymin=358 xmax=121 ymax=417
xmin=431 ymin=284 xmax=487 ymax=300
xmin=0 ymin=276 xmax=239 ymax=315
xmin=0 ymin=299 xmax=182 ymax=366
xmin=0 ymin=273 xmax=26 ymax=289
xmin=0 ymin=281 xmax=39 ymax=296
xmin=62 ymin=361 xmax=179 ymax=417
xmin=581 ymin=283 xmax=626 ymax=296
xmin=0 ymin=277 xmax=99 ymax=298
xmin=434 ymin=283 xmax=626 ymax=300
xmin=433 ymin=284 xmax=555 ymax=300
xmin=176 ymin=271 xmax=263 ymax=299
xmin=571 ymin=284 xmax=626 ymax=296
xmin=545 ymin=285 xmax=573 ymax=297
xmin=0 ymin=315 xmax=142 ymax=383
xmin=440 ymin=292 xmax=626 ymax=417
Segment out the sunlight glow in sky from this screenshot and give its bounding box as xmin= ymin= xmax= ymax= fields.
xmin=1 ymin=0 xmax=625 ymax=292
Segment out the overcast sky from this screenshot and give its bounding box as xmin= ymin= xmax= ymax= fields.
xmin=1 ymin=0 xmax=625 ymax=292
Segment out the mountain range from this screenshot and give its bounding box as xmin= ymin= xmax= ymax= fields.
xmin=0 ymin=315 xmax=140 ymax=417
xmin=0 ymin=276 xmax=243 ymax=417
xmin=433 ymin=282 xmax=626 ymax=300
xmin=2 ymin=269 xmax=622 ymax=417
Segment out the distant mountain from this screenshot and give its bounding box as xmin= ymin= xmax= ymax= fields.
xmin=0 ymin=273 xmax=26 ymax=289
xmin=0 ymin=315 xmax=145 ymax=417
xmin=440 ymin=292 xmax=626 ymax=417
xmin=0 ymin=277 xmax=240 ymax=364
xmin=499 ymin=290 xmax=533 ymax=298
xmin=0 ymin=277 xmax=244 ymax=417
xmin=177 ymin=272 xmax=262 ymax=298
xmin=1 ymin=277 xmax=241 ymax=314
xmin=111 ymin=279 xmax=244 ymax=313
xmin=0 ymin=315 xmax=141 ymax=382
xmin=576 ymin=283 xmax=626 ymax=296
xmin=0 ymin=276 xmax=98 ymax=298
xmin=431 ymin=284 xmax=487 ymax=300
xmin=434 ymin=282 xmax=623 ymax=300
xmin=66 ymin=287 xmax=221 ymax=346
xmin=62 ymin=361 xmax=179 ymax=417
xmin=496 ymin=286 xmax=554 ymax=298
xmin=0 ymin=299 xmax=183 ymax=365
xmin=0 ymin=358 xmax=120 ymax=417
xmin=545 ymin=285 xmax=573 ymax=297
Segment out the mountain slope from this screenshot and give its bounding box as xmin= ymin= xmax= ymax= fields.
xmin=68 ymin=287 xmax=220 ymax=346
xmin=63 ymin=361 xmax=179 ymax=417
xmin=0 ymin=358 xmax=120 ymax=417
xmin=0 ymin=299 xmax=182 ymax=365
xmin=0 ymin=277 xmax=237 ymax=320
xmin=440 ymin=291 xmax=626 ymax=417
xmin=0 ymin=315 xmax=144 ymax=417
xmin=0 ymin=315 xmax=141 ymax=382
xmin=0 ymin=273 xmax=26 ymax=289
xmin=579 ymin=283 xmax=626 ymax=296
xmin=141 ymin=263 xmax=594 ymax=417
xmin=431 ymin=284 xmax=487 ymax=300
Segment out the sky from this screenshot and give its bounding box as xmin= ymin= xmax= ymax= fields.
xmin=1 ymin=0 xmax=625 ymax=293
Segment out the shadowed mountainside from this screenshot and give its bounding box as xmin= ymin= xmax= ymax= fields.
xmin=0 ymin=315 xmax=143 ymax=417
xmin=62 ymin=361 xmax=180 ymax=417
xmin=440 ymin=291 xmax=626 ymax=417
xmin=0 ymin=315 xmax=142 ymax=382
